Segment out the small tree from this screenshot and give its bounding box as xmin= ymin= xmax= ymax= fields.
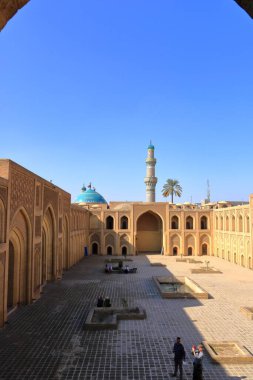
xmin=162 ymin=179 xmax=182 ymax=204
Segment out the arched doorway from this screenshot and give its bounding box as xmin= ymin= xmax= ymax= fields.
xmin=122 ymin=246 xmax=127 ymax=256
xmin=42 ymin=207 xmax=55 ymax=283
xmin=136 ymin=211 xmax=163 ymax=254
xmin=7 ymin=241 xmax=15 ymax=309
xmin=173 ymin=247 xmax=178 ymax=256
xmin=202 ymin=244 xmax=208 ymax=255
xmin=7 ymin=209 xmax=30 ymax=309
xmin=92 ymin=242 xmax=98 ymax=255
xmin=188 ymin=247 xmax=193 ymax=256
xmin=107 ymin=246 xmax=113 ymax=255
xmin=62 ymin=216 xmax=69 ymax=270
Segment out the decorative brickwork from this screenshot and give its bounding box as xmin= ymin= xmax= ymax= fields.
xmin=59 ymin=217 xmax=62 ymax=234
xmin=43 ymin=186 xmax=58 ymax=221
xmin=10 ymin=169 xmax=34 ymax=223
xmin=63 ymin=196 xmax=70 ymax=214
xmin=0 ymin=186 xmax=8 ymax=206
xmin=0 ymin=0 xmax=30 ymax=30
xmin=0 ymin=251 xmax=5 ymax=266
xmin=35 ymin=216 xmax=41 ymax=237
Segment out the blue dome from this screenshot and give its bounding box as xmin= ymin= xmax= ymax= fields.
xmin=148 ymin=143 xmax=154 ymax=150
xmin=74 ymin=188 xmax=107 ymax=204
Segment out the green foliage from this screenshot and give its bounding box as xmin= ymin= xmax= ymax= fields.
xmin=162 ymin=179 xmax=182 ymax=203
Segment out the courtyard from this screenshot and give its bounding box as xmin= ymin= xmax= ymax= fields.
xmin=0 ymin=255 xmax=253 ymax=380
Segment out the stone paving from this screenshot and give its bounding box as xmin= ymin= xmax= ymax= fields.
xmin=0 ymin=255 xmax=253 ymax=379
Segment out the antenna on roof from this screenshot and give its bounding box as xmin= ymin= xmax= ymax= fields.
xmin=207 ymin=179 xmax=210 ymax=202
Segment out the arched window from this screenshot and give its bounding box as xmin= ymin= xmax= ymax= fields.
xmin=222 ymin=249 xmax=224 ymax=259
xmin=0 ymin=199 xmax=5 ymax=243
xmin=186 ymin=216 xmax=193 ymax=230
xmin=106 ymin=216 xmax=114 ymax=230
xmin=220 ymin=216 xmax=223 ymax=230
xmin=171 ymin=216 xmax=179 ymax=229
xmin=120 ymin=216 xmax=128 ymax=230
xmin=216 ymin=216 xmax=219 ymax=230
xmin=232 ymin=216 xmax=235 ymax=232
xmin=200 ymin=216 xmax=208 ymax=230
xmin=238 ymin=215 xmax=243 ymax=232
xmin=226 ymin=216 xmax=229 ymax=231
xmin=234 ymin=252 xmax=237 ymax=264
xmin=227 ymin=251 xmax=230 ymax=262
xmin=246 ymin=216 xmax=250 ymax=233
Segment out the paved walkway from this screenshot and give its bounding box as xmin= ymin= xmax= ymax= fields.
xmin=0 ymin=255 xmax=253 ymax=379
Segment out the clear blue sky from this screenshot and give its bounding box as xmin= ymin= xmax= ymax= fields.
xmin=1 ymin=0 xmax=253 ymax=203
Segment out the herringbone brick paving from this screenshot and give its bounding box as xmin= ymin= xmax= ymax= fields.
xmin=0 ymin=255 xmax=252 ymax=379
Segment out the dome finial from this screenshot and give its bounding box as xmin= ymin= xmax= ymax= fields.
xmin=88 ymin=182 xmax=92 ymax=189
xmin=148 ymin=141 xmax=154 ymax=150
xmin=81 ymin=183 xmax=86 ymax=192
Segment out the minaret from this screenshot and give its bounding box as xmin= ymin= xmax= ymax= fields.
xmin=144 ymin=142 xmax=158 ymax=202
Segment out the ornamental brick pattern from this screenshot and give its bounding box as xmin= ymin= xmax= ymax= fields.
xmin=10 ymin=168 xmax=34 ymax=223
xmin=0 ymin=0 xmax=29 ymax=30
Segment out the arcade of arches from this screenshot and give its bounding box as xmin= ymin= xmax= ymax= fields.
xmin=0 ymin=159 xmax=253 ymax=327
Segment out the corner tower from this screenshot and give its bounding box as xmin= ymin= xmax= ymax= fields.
xmin=144 ymin=142 xmax=158 ymax=202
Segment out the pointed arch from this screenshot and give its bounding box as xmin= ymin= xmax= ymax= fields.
xmin=120 ymin=216 xmax=129 ymax=230
xmin=200 ymin=234 xmax=210 ymax=256
xmin=171 ymin=215 xmax=179 ymax=229
xmin=186 ymin=216 xmax=194 ymax=230
xmin=136 ymin=210 xmax=163 ymax=254
xmin=185 ymin=234 xmax=195 ymax=256
xmin=42 ymin=205 xmax=56 ymax=283
xmin=106 ymin=215 xmax=114 ymax=230
xmin=8 ymin=207 xmax=32 ymax=309
xmin=238 ymin=214 xmax=243 ymax=232
xmin=200 ymin=216 xmax=208 ymax=230
xmin=232 ymin=215 xmax=236 ymax=232
xmin=62 ymin=215 xmax=69 ymax=270
xmin=170 ymin=233 xmax=181 ymax=256
xmin=246 ymin=215 xmax=250 ymax=233
xmin=0 ymin=198 xmax=5 ymax=243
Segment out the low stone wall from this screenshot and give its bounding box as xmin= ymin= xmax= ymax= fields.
xmin=202 ymin=340 xmax=253 ymax=364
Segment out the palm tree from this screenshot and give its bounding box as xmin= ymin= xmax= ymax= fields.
xmin=162 ymin=179 xmax=182 ymax=203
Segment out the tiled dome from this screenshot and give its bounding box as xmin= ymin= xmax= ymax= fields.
xmin=74 ymin=186 xmax=107 ymax=204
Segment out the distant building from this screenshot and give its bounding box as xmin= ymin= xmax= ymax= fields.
xmin=0 ymin=144 xmax=252 ymax=326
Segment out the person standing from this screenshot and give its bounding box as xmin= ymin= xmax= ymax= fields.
xmin=172 ymin=337 xmax=186 ymax=379
xmin=192 ymin=344 xmax=203 ymax=380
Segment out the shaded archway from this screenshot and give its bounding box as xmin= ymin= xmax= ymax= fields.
xmin=170 ymin=234 xmax=181 ymax=256
xmin=185 ymin=234 xmax=195 ymax=256
xmin=92 ymin=242 xmax=98 ymax=255
xmin=202 ymin=243 xmax=208 ymax=255
xmin=106 ymin=246 xmax=113 ymax=255
xmin=136 ymin=211 xmax=163 ymax=254
xmin=8 ymin=209 xmax=31 ymax=309
xmin=121 ymin=246 xmax=128 ymax=256
xmin=62 ymin=216 xmax=69 ymax=270
xmin=0 ymin=198 xmax=5 ymax=243
xmin=173 ymin=247 xmax=178 ymax=256
xmin=42 ymin=207 xmax=56 ymax=283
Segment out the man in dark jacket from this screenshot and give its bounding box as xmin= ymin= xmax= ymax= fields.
xmin=172 ymin=337 xmax=186 ymax=379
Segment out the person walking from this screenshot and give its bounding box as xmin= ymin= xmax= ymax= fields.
xmin=172 ymin=337 xmax=185 ymax=379
xmin=192 ymin=344 xmax=203 ymax=380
